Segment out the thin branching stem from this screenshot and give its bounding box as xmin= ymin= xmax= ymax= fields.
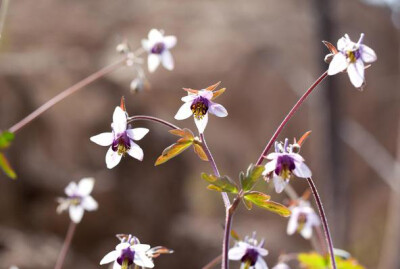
xmin=54 ymin=221 xmax=77 ymax=269
xmin=255 ymin=71 xmax=328 ymax=166
xmin=202 ymin=254 xmax=222 ymax=269
xmin=307 ymin=177 xmax=337 ymax=269
xmin=128 ymin=115 xmax=180 ymax=130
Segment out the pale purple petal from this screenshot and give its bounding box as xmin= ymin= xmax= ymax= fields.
xmin=148 ymin=29 xmax=163 ymax=42
xmin=209 ymin=102 xmax=228 ymax=117
xmin=65 ymin=182 xmax=77 ymax=197
xmin=347 ymin=59 xmax=365 ymax=88
xmin=265 ymin=152 xmax=280 ymax=160
xmin=328 ymin=53 xmax=348 ymax=75
xmin=337 ymin=36 xmax=349 ymax=51
xmin=300 ymin=223 xmax=313 ymax=239
xmin=82 ymin=196 xmax=98 ymax=211
xmin=263 ymin=159 xmax=277 ymax=175
xmin=273 ymin=176 xmax=288 ymax=193
xmin=127 ymin=142 xmax=144 ymax=161
xmin=134 ymin=252 xmax=154 ymax=268
xmin=132 ymin=244 xmax=151 ymax=252
xmin=163 ymin=35 xmax=177 ymax=49
xmin=69 ymin=205 xmax=84 ymax=223
xmin=112 ymin=107 xmax=127 ymax=134
xmin=174 ymin=102 xmax=193 ymax=120
xmin=161 ymin=50 xmax=174 ymax=70
xmin=255 ymin=256 xmax=269 ymax=269
xmin=126 ymin=128 xmax=149 ymax=141
xmin=77 ymin=177 xmax=94 ymax=196
xmin=148 ymin=54 xmax=161 ymax=73
xmin=293 ymin=161 xmax=312 ymax=178
xmin=228 ymin=246 xmax=246 ymax=260
xmin=198 ymin=89 xmax=213 ymax=100
xmin=287 ymin=210 xmax=299 ymax=235
xmin=141 ymin=39 xmax=151 ymax=52
xmin=194 ymin=113 xmax=208 ymax=134
xmin=106 ymin=147 xmax=123 ymax=169
xmin=116 ymin=242 xmax=131 ymax=251
xmin=90 ymin=132 xmax=114 ymax=146
xmin=181 ymin=94 xmax=197 ymax=102
xmin=360 ymin=44 xmax=377 ymax=63
xmin=255 ymin=247 xmax=269 ymax=257
xmin=100 ymin=250 xmax=118 ymax=265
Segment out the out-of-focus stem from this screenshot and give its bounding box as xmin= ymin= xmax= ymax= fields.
xmin=255 ymin=71 xmax=328 ymax=166
xmin=54 ymin=221 xmax=77 ymax=269
xmin=128 ymin=115 xmax=180 ymax=130
xmin=0 ymin=0 xmax=10 ymax=39
xmin=202 ymin=254 xmax=222 ymax=269
xmin=307 ymin=177 xmax=336 ymax=269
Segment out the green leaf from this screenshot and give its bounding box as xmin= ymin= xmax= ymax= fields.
xmin=244 ymin=191 xmax=290 ymax=217
xmin=202 ymin=173 xmax=238 ymax=193
xmin=242 ymin=198 xmax=253 ymax=210
xmin=298 ymin=252 xmax=365 ymax=269
xmin=240 ymin=164 xmax=265 ymax=191
xmin=155 ymin=139 xmax=193 ymax=166
xmin=0 ymin=152 xmax=17 ymax=179
xmin=0 ymin=131 xmax=15 ymax=150
xmin=193 ymin=142 xmax=208 ymax=161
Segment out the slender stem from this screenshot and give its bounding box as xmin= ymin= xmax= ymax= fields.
xmin=307 ymin=177 xmax=336 ymax=269
xmin=202 ymin=254 xmax=222 ymax=269
xmin=54 ymin=221 xmax=77 ymax=269
xmin=255 ymin=71 xmax=328 ymax=166
xmin=128 ymin=115 xmax=180 ymax=130
xmin=8 ymin=57 xmax=127 ymax=133
xmin=0 ymin=0 xmax=10 ymax=39
xmin=221 ymin=197 xmax=240 ymax=269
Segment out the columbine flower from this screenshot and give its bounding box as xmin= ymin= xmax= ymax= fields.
xmin=287 ymin=200 xmax=320 ymax=239
xmin=100 ymin=234 xmax=173 ymax=269
xmin=229 ymin=233 xmax=269 ymax=269
xmin=174 ymin=82 xmax=228 ymax=133
xmin=141 ymin=29 xmax=176 ymax=73
xmin=90 ymin=106 xmax=149 ymax=169
xmin=57 ymin=178 xmax=98 ymax=223
xmin=327 ymin=33 xmax=377 ymax=88
xmin=262 ymin=139 xmax=311 ymax=193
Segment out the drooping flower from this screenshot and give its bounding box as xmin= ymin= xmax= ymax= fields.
xmin=100 ymin=234 xmax=173 ymax=269
xmin=57 ymin=178 xmax=98 ymax=223
xmin=229 ymin=233 xmax=269 ymax=269
xmin=262 ymin=139 xmax=312 ymax=193
xmin=90 ymin=106 xmax=149 ymax=169
xmin=174 ymin=82 xmax=228 ymax=133
xmin=327 ymin=33 xmax=377 ymax=88
xmin=287 ymin=200 xmax=320 ymax=239
xmin=141 ymin=29 xmax=176 ymax=73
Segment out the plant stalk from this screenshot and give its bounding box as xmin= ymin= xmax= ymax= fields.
xmin=54 ymin=221 xmax=77 ymax=269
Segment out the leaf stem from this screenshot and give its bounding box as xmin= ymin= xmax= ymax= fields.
xmin=307 ymin=177 xmax=336 ymax=269
xmin=128 ymin=115 xmax=180 ymax=130
xmin=54 ymin=221 xmax=77 ymax=269
xmin=255 ymin=71 xmax=328 ymax=166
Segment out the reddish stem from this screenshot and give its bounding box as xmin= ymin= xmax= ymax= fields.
xmin=54 ymin=221 xmax=77 ymax=269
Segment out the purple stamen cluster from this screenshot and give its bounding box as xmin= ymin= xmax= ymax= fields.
xmin=117 ymin=247 xmax=135 ymax=266
xmin=191 ymin=97 xmax=209 ymax=119
xmin=151 ymin=42 xmax=165 ymax=54
xmin=275 ymin=155 xmax=296 ymax=175
xmin=241 ymin=248 xmax=259 ymax=266
xmin=112 ymin=132 xmax=131 ymax=153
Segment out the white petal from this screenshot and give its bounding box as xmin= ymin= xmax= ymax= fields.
xmin=265 ymin=152 xmax=280 ymax=160
xmin=69 ymin=205 xmax=84 ymax=223
xmin=113 ymin=261 xmax=121 ymax=269
xmin=209 ymin=102 xmax=228 ymax=117
xmin=127 ymin=142 xmax=144 ymax=161
xmin=141 ymin=39 xmax=151 ymax=51
xmin=194 ymin=113 xmax=208 ymax=134
xmin=228 ymin=246 xmax=246 ymax=260
xmin=181 ymin=94 xmax=197 ymax=102
xmin=148 ymin=54 xmax=161 ymax=73
xmin=300 ymin=223 xmax=313 ymax=239
xmin=161 ymin=50 xmax=174 ymax=70
xmin=82 ymin=196 xmax=98 ymax=211
xmin=100 ymin=250 xmax=118 ymax=265
xmin=347 ymin=60 xmax=365 ymax=88
xmin=134 ymin=252 xmax=154 ymax=268
xmin=77 ymin=178 xmax=95 ymax=196
xmin=112 ymin=107 xmax=127 ymax=134
xmin=337 ymin=36 xmax=349 ymax=51
xmin=255 ymin=257 xmax=269 ymax=269
xmin=273 ymin=176 xmax=288 ymax=194
xmin=106 ymin=147 xmax=123 ymax=169
xmin=328 ymin=53 xmax=348 ymax=75
xmin=126 ymin=128 xmax=149 ymax=141
xmin=293 ymin=161 xmax=312 ymax=178
xmin=148 ymin=29 xmax=163 ymax=42
xmin=163 ymin=35 xmax=177 ymax=49
xmin=360 ymin=44 xmax=377 ymax=63
xmin=263 ymin=160 xmax=277 ymax=175
xmin=132 ymin=244 xmax=151 ymax=252
xmin=90 ymin=132 xmax=114 ymax=146
xmin=255 ymin=247 xmax=269 ymax=257
xmin=198 ymin=89 xmax=213 ymax=100
xmin=116 ymin=243 xmax=131 ymax=251
xmin=287 ymin=210 xmax=299 ymax=235
xmin=174 ymin=102 xmax=193 ymax=120
xmin=65 ymin=182 xmax=77 ymax=196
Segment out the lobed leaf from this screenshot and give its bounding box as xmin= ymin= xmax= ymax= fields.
xmin=169 ymin=128 xmax=195 ymax=140
xmin=0 ymin=152 xmax=16 ymax=179
xmin=193 ymin=142 xmax=208 ymax=161
xmin=244 ymin=191 xmax=290 ymax=217
xmin=298 ymin=252 xmax=365 ymax=269
xmin=155 ymin=139 xmax=193 ymax=166
xmin=0 ymin=131 xmax=15 ymax=150
xmin=240 ymin=164 xmax=265 ymax=191
xmin=202 ymin=173 xmax=238 ymax=193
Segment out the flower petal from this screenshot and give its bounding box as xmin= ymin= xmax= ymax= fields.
xmin=112 ymin=107 xmax=127 ymax=134
xmin=69 ymin=205 xmax=84 ymax=223
xmin=174 ymin=102 xmax=193 ymax=120
xmin=90 ymin=132 xmax=114 ymax=146
xmin=273 ymin=176 xmax=288 ymax=194
xmin=263 ymin=159 xmax=277 ymax=175
xmin=347 ymin=60 xmax=365 ymax=88
xmin=141 ymin=39 xmax=151 ymax=51
xmin=181 ymin=94 xmax=197 ymax=102
xmin=360 ymin=44 xmax=377 ymax=63
xmin=135 ymin=252 xmax=154 ymax=268
xmin=77 ymin=177 xmax=94 ymax=196
xmin=132 ymin=244 xmax=151 ymax=252
xmin=255 ymin=256 xmax=269 ymax=269
xmin=300 ymin=223 xmax=313 ymax=239
xmin=127 ymin=142 xmax=144 ymax=161
xmin=209 ymin=102 xmax=228 ymax=117
xmin=287 ymin=210 xmax=299 ymax=235
xmin=82 ymin=196 xmax=98 ymax=211
xmin=100 ymin=250 xmax=118 ymax=265
xmin=65 ymin=182 xmax=77 ymax=197
xmin=228 ymin=246 xmax=246 ymax=260
xmin=198 ymin=89 xmax=213 ymax=100
xmin=113 ymin=261 xmax=121 ymax=269
xmin=116 ymin=243 xmax=131 ymax=251
xmin=148 ymin=29 xmax=163 ymax=42
xmin=255 ymin=247 xmax=269 ymax=257
xmin=293 ymin=161 xmax=312 ymax=178
xmin=337 ymin=36 xmax=350 ymax=51
xmin=106 ymin=147 xmax=122 ymax=169
xmin=126 ymin=128 xmax=149 ymax=141
xmin=161 ymin=50 xmax=174 ymax=70
xmin=163 ymin=35 xmax=177 ymax=49
xmin=328 ymin=53 xmax=348 ymax=75
xmin=194 ymin=113 xmax=208 ymax=134
xmin=148 ymin=54 xmax=161 ymax=73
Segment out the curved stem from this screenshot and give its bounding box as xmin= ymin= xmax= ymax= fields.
xmin=128 ymin=115 xmax=180 ymax=130
xmin=54 ymin=221 xmax=77 ymax=269
xmin=307 ymin=177 xmax=336 ymax=269
xmin=255 ymin=71 xmax=328 ymax=166
xmin=202 ymin=254 xmax=222 ymax=269
xmin=8 ymin=57 xmax=127 ymax=133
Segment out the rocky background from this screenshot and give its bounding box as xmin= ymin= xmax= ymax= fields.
xmin=0 ymin=0 xmax=399 ymax=268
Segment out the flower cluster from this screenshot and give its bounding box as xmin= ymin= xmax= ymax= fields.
xmin=287 ymin=199 xmax=320 ymax=239
xmin=229 ymin=233 xmax=269 ymax=269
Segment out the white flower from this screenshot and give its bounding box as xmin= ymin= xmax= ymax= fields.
xmin=174 ymin=83 xmax=228 ymax=133
xmin=272 ymin=263 xmax=290 ymax=269
xmin=90 ymin=106 xmax=149 ymax=169
xmin=262 ymin=139 xmax=312 ymax=193
xmin=328 ymin=33 xmax=377 ymax=88
xmin=229 ymin=234 xmax=269 ymax=269
xmin=100 ymin=242 xmax=154 ymax=269
xmin=141 ymin=29 xmax=176 ymax=72
xmin=57 ymin=178 xmax=98 ymax=223
xmin=287 ymin=200 xmax=320 ymax=239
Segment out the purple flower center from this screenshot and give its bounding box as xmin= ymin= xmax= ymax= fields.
xmin=275 ymin=155 xmax=296 ymax=179
xmin=112 ymin=132 xmax=131 ymax=155
xmin=151 ymin=42 xmax=165 ymax=54
xmin=191 ymin=97 xmax=209 ymax=119
xmin=241 ymin=247 xmax=259 ymax=266
xmin=345 ymin=48 xmax=361 ymax=63
xmin=117 ymin=247 xmax=135 ymax=266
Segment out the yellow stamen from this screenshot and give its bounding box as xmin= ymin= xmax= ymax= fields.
xmin=191 ymin=102 xmax=207 ymax=120
xmin=121 ymin=258 xmax=129 ymax=269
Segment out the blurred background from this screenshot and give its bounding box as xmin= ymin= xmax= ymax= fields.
xmin=0 ymin=0 xmax=399 ymax=268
